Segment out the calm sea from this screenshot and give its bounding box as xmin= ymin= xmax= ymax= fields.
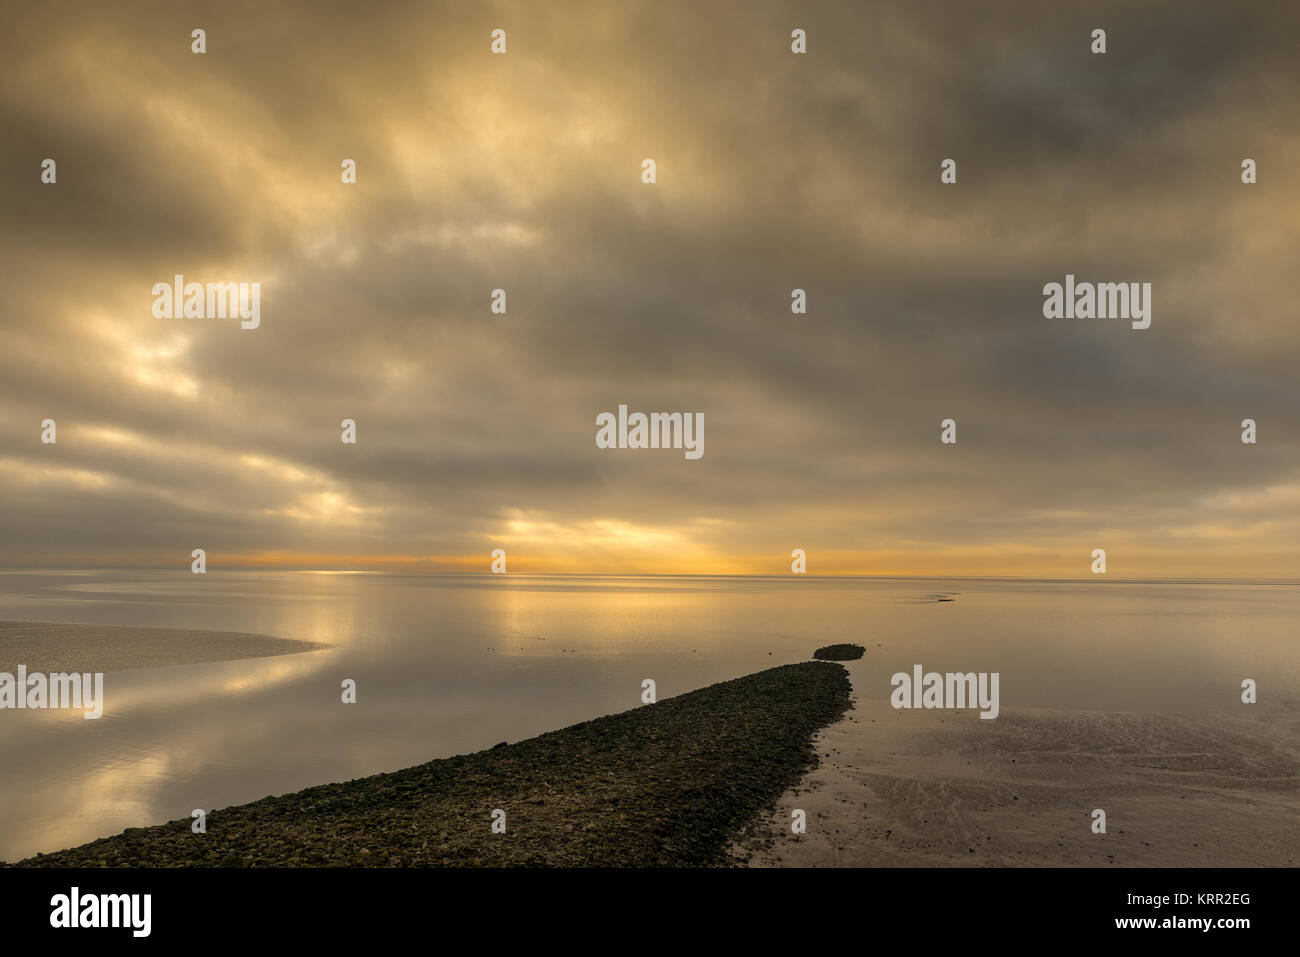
xmin=0 ymin=569 xmax=1296 ymax=860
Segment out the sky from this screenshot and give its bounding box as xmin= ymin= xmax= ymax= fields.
xmin=2 ymin=0 xmax=1298 ymax=577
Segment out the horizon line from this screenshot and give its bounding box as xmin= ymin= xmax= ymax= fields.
xmin=1 ymin=566 xmax=1297 ymax=585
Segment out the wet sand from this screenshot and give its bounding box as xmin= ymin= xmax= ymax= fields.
xmin=0 ymin=621 xmax=327 ymax=674
xmin=742 ymin=666 xmax=1300 ymax=867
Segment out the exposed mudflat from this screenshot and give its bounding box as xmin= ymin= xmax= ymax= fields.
xmin=742 ymin=668 xmax=1300 ymax=867
xmin=0 ymin=621 xmax=327 ymax=674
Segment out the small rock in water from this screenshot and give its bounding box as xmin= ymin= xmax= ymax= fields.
xmin=812 ymin=644 xmax=865 ymax=661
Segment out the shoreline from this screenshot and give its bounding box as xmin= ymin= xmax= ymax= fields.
xmin=8 ymin=661 xmax=852 ymax=867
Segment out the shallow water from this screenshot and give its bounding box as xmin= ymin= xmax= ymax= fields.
xmin=0 ymin=569 xmax=1296 ymax=861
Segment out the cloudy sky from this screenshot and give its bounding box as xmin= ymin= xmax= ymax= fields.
xmin=2 ymin=0 xmax=1298 ymax=576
